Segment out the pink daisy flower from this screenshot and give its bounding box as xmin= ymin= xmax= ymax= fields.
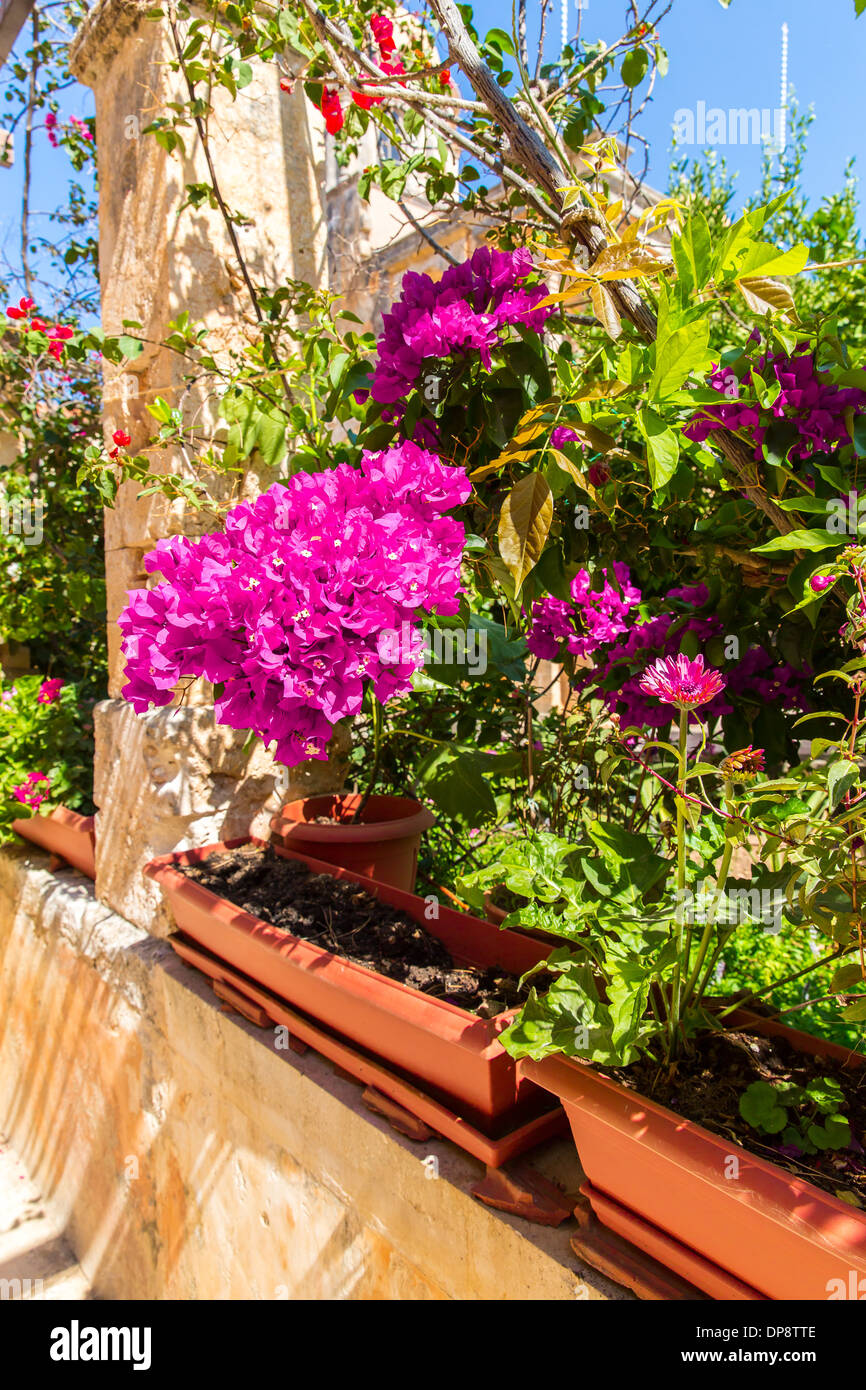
xmin=638 ymin=654 xmax=726 ymax=711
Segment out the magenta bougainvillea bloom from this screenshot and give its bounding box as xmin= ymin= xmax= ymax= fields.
xmin=639 ymin=654 xmax=726 ymax=711
xmin=37 ymin=678 xmax=64 ymax=704
xmin=12 ymin=771 xmax=51 ymax=808
xmin=527 ymin=563 xmax=640 ymax=661
xmin=119 ymin=443 xmax=470 ymax=766
xmin=371 ymin=246 xmax=551 ymax=405
xmin=685 ymin=346 xmax=866 ymax=462
xmin=810 ymin=574 xmax=835 ymax=593
xmin=527 ymin=566 xmax=810 ymax=731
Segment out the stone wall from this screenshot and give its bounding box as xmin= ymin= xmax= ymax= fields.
xmin=68 ymin=0 xmax=348 ymax=931
xmin=0 ymin=845 xmax=628 ymax=1301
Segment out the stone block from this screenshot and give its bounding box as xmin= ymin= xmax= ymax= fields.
xmin=92 ymin=698 xmax=350 ymax=934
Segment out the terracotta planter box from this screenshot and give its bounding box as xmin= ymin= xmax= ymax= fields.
xmin=12 ymin=806 xmax=96 ymax=879
xmin=521 ymin=1014 xmax=866 ymax=1300
xmin=270 ymin=793 xmax=434 ymax=893
xmin=146 ymin=838 xmax=553 ymax=1123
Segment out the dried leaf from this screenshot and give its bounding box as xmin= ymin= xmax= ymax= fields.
xmin=737 ymin=275 xmax=798 ymax=319
xmin=590 ymin=282 xmax=623 ymax=339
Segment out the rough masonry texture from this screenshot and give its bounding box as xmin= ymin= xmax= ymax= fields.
xmin=68 ymin=0 xmax=351 ymax=929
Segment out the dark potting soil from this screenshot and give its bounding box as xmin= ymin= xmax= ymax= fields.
xmin=610 ymin=1028 xmax=866 ymax=1205
xmin=179 ymin=845 xmax=531 ymax=1018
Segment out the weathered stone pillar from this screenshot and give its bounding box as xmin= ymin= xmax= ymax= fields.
xmin=70 ymin=0 xmax=349 ymax=932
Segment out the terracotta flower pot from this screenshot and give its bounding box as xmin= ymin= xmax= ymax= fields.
xmin=11 ymin=806 xmax=96 ymax=879
xmin=520 ymin=1014 xmax=866 ymax=1301
xmin=146 ymin=837 xmax=553 ymax=1124
xmin=269 ymin=793 xmax=434 ymax=892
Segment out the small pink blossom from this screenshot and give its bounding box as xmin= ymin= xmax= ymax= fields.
xmin=638 ymin=654 xmax=726 ymax=711
xmin=37 ymin=678 xmax=64 ymax=704
xmin=11 ymin=771 xmax=51 ymax=808
xmin=810 ymin=574 xmax=835 ymax=593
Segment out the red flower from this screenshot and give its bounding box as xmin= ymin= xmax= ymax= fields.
xmin=381 ymin=58 xmax=406 ymax=80
xmin=638 ymin=654 xmax=726 ymax=711
xmin=351 ymin=90 xmax=381 ymax=110
xmin=29 ymin=317 xmax=48 ymax=333
xmin=112 ymin=429 xmax=131 ymax=447
xmin=48 ymin=341 xmax=64 ymax=361
xmin=49 ymin=324 xmax=74 ymax=340
xmin=439 ymin=69 xmax=451 ymax=86
xmin=6 ymin=295 xmax=34 ymax=320
xmin=279 ymin=78 xmax=293 ymax=93
xmin=371 ymin=14 xmax=396 ymax=55
xmin=320 ymin=87 xmax=344 ymax=134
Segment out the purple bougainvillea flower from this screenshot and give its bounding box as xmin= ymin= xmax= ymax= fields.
xmin=119 ymin=442 xmax=470 ymax=767
xmin=639 ymin=654 xmax=726 ymax=711
xmin=371 ymin=246 xmax=551 ymax=406
xmin=810 ymin=574 xmax=835 ymax=593
xmin=526 ymin=563 xmax=810 ymax=732
xmin=685 ymin=345 xmax=866 ymax=463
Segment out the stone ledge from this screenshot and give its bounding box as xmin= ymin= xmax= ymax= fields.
xmin=0 ymin=847 xmax=631 ymax=1300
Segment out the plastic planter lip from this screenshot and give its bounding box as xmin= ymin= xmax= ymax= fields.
xmin=145 ymin=836 xmax=552 ymax=1122
xmin=11 ymin=805 xmax=96 ymax=879
xmin=520 ymin=1012 xmax=866 ymax=1301
xmin=269 ymin=793 xmax=435 ymax=893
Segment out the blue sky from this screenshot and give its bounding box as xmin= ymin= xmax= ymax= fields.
xmin=2 ymin=0 xmax=865 ymax=292
xmin=466 ymin=0 xmax=866 ymax=213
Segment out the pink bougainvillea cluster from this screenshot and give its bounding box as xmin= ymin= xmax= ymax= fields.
xmin=119 ymin=443 xmax=470 ymax=765
xmin=371 ymin=245 xmax=552 ymax=406
xmin=685 ymin=344 xmax=866 ymax=462
xmin=37 ymin=678 xmax=64 ymax=705
xmin=528 ymin=568 xmax=809 ymax=730
xmin=11 ymin=771 xmax=51 ymax=808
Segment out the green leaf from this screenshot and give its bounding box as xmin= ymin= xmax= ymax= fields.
xmin=828 ymin=758 xmax=859 ymax=811
xmin=752 ymin=529 xmax=841 ymax=555
xmin=649 ymin=321 xmax=712 ymax=401
xmin=637 ymin=407 xmax=680 ymax=489
xmin=485 ymin=27 xmax=515 ymax=55
xmin=832 ymin=962 xmax=866 ymax=990
xmin=621 ymin=47 xmax=650 ymax=88
xmin=672 ymin=212 xmax=712 ymax=296
xmin=842 ymin=996 xmax=866 ymax=1022
xmin=416 ymin=750 xmax=497 ymax=825
xmin=739 ymin=1081 xmax=788 ymax=1134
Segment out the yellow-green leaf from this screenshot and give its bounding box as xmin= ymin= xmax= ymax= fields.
xmin=498 ymin=472 xmax=554 ymax=591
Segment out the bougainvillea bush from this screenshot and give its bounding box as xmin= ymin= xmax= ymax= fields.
xmin=119 ymin=443 xmax=470 ymax=763
xmin=0 ymin=676 xmax=95 ymax=843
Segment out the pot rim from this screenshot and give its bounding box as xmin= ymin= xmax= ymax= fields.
xmin=271 ymin=792 xmax=435 ymax=843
